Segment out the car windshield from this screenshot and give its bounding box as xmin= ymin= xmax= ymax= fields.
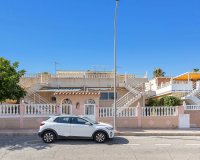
xmin=82 ymin=117 xmax=98 ymax=124
xmin=46 ymin=116 xmax=55 ymax=122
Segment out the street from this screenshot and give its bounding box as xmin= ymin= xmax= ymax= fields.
xmin=0 ymin=135 xmax=200 ymax=160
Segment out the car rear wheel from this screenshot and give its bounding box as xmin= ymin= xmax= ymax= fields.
xmin=42 ymin=131 xmax=56 ymax=143
xmin=94 ymin=131 xmax=107 ymax=143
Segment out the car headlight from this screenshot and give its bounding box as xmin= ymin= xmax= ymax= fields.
xmin=106 ymin=127 xmax=114 ymax=130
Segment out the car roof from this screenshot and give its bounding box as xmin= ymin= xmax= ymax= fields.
xmin=53 ymin=115 xmax=84 ymax=118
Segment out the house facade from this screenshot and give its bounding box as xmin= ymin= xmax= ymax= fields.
xmin=1 ymin=71 xmax=200 ymax=129
xmin=19 ymin=70 xmax=147 ymax=121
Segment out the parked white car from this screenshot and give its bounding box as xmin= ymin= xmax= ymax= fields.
xmin=38 ymin=115 xmax=114 ymax=143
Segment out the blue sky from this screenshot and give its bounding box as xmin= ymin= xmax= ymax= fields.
xmin=0 ymin=0 xmax=200 ymax=78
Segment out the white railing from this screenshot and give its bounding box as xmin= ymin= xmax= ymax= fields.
xmin=23 ymin=72 xmax=146 ymax=80
xmin=0 ymin=104 xmax=20 ymax=116
xmin=185 ymin=105 xmax=200 ymax=110
xmin=25 ymin=104 xmax=57 ymax=116
xmin=142 ymin=106 xmax=178 ymax=117
xmin=112 ymin=78 xmax=145 ymax=115
xmin=99 ymin=107 xmax=137 ymax=117
xmin=22 ymin=74 xmax=40 ymax=78
xmin=186 ymin=88 xmax=200 ymax=97
xmin=115 ymin=79 xmax=144 ymax=109
xmin=183 ymin=87 xmax=200 ymax=105
xmin=19 ymin=81 xmax=50 ymax=104
xmin=25 ymin=88 xmax=49 ymax=104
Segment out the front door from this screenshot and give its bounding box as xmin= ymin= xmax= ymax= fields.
xmin=53 ymin=116 xmax=71 ymax=137
xmin=84 ymin=104 xmax=96 ymax=121
xmin=62 ymin=104 xmax=72 ymax=115
xmin=70 ymin=117 xmax=95 ymax=137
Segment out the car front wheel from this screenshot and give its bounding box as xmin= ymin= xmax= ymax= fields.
xmin=42 ymin=131 xmax=56 ymax=143
xmin=94 ymin=131 xmax=107 ymax=143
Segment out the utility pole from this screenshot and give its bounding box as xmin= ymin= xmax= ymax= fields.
xmin=54 ymin=61 xmax=59 ymax=89
xmin=113 ymin=0 xmax=119 ymax=131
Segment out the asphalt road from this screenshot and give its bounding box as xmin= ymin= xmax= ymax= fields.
xmin=1 ymin=135 xmax=200 ymax=160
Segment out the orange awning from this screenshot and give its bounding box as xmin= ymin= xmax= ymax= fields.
xmin=173 ymin=72 xmax=200 ymax=81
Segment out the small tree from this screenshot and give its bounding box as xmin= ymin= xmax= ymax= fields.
xmin=0 ymin=57 xmax=26 ymax=103
xmin=193 ymin=68 xmax=199 ymax=72
xmin=153 ymin=68 xmax=166 ymax=78
xmin=159 ymin=96 xmax=181 ymax=106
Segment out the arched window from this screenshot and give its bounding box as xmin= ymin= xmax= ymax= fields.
xmin=85 ymin=99 xmax=95 ymax=104
xmin=62 ymin=99 xmax=72 ymax=104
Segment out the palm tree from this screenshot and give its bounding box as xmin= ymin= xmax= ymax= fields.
xmin=153 ymin=68 xmax=166 ymax=78
xmin=193 ymin=68 xmax=199 ymax=72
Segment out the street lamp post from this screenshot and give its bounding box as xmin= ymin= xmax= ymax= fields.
xmin=113 ymin=0 xmax=119 ymax=131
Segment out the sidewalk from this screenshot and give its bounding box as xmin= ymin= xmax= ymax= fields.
xmin=1 ymin=128 xmax=200 ymax=136
xmin=0 ymin=129 xmax=38 ymax=136
xmin=115 ymin=128 xmax=200 ymax=136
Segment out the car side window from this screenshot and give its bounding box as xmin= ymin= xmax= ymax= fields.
xmin=71 ymin=117 xmax=89 ymax=125
xmin=54 ymin=117 xmax=70 ymax=124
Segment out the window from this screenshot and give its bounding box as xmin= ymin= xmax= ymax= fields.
xmin=100 ymin=92 xmax=109 ymax=100
xmin=71 ymin=117 xmax=89 ymax=125
xmin=51 ymin=96 xmax=56 ymax=102
xmin=109 ymin=92 xmax=114 ymax=100
xmin=100 ymin=92 xmax=117 ymax=100
xmin=54 ymin=117 xmax=70 ymax=124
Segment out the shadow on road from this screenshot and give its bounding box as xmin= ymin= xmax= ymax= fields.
xmin=0 ymin=135 xmax=129 ymax=151
xmin=54 ymin=136 xmax=129 ymax=145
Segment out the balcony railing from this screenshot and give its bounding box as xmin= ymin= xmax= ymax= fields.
xmin=99 ymin=107 xmax=137 ymax=117
xmin=142 ymin=106 xmax=178 ymax=117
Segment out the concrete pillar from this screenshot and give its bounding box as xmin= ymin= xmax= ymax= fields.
xmin=56 ymin=97 xmax=62 ymax=115
xmin=137 ymin=102 xmax=142 ymax=128
xmin=178 ymin=105 xmax=185 ymax=115
xmin=19 ymin=102 xmax=25 ymax=129
xmin=96 ymin=104 xmax=100 ymax=122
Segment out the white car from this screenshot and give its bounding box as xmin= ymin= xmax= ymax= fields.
xmin=38 ymin=115 xmax=114 ymax=143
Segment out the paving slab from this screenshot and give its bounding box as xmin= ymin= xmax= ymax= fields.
xmin=115 ymin=128 xmax=200 ymax=136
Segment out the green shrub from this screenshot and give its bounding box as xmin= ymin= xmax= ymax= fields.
xmin=147 ymin=96 xmax=181 ymax=106
xmin=159 ymin=96 xmax=181 ymax=106
xmin=147 ymin=98 xmax=159 ymax=106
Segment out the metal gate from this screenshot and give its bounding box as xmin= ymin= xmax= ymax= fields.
xmin=179 ymin=114 xmax=190 ymax=128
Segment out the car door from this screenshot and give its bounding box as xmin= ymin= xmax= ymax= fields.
xmin=70 ymin=117 xmax=95 ymax=137
xmin=53 ymin=117 xmax=71 ymax=137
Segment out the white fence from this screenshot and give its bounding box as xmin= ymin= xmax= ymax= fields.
xmin=25 ymin=104 xmax=57 ymax=116
xmin=0 ymin=104 xmax=20 ymax=116
xmin=99 ymin=107 xmax=137 ymax=117
xmin=142 ymin=106 xmax=178 ymax=117
xmin=185 ymin=105 xmax=200 ymax=110
xmin=0 ymin=104 xmax=180 ymax=117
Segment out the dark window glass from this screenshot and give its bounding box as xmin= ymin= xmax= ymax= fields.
xmin=51 ymin=96 xmax=56 ymax=102
xmin=100 ymin=92 xmax=117 ymax=100
xmin=109 ymin=92 xmax=114 ymax=99
xmin=109 ymin=92 xmax=117 ymax=100
xmin=100 ymin=92 xmax=109 ymax=100
xmin=54 ymin=117 xmax=70 ymax=123
xmin=71 ymin=117 xmax=88 ymax=125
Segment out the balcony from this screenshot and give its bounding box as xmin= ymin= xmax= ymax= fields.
xmin=156 ymin=81 xmax=193 ymax=96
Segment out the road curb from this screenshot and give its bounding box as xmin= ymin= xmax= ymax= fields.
xmin=115 ymin=132 xmax=200 ymax=136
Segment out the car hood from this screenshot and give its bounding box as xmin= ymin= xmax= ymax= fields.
xmin=96 ymin=122 xmax=113 ymax=128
